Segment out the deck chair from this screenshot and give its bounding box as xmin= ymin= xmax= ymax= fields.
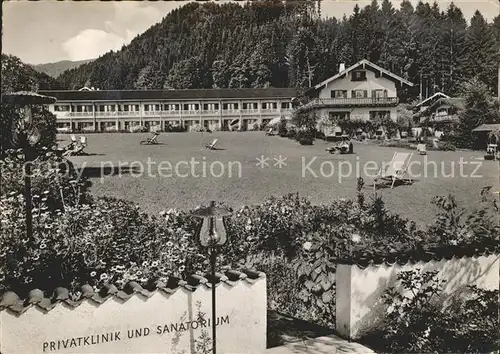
xmin=417 ymin=143 xmax=427 ymax=155
xmin=205 ymin=139 xmax=219 ymax=150
xmin=266 ymin=128 xmax=274 ymax=136
xmin=374 ymin=152 xmax=413 ymax=190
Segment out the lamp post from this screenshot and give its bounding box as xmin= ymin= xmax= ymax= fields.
xmin=1 ymin=91 xmax=56 ymax=243
xmin=192 ymin=201 xmax=232 ymax=354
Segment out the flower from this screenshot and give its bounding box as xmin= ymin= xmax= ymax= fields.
xmin=100 ymin=273 xmax=109 ymax=280
xmin=351 ymin=234 xmax=361 ymax=243
xmin=90 ymin=271 xmax=97 ymax=277
xmin=303 ymin=241 xmax=312 ymax=251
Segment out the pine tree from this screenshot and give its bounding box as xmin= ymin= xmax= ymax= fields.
xmin=464 ymin=11 xmax=499 ymax=92
xmin=440 ymin=3 xmax=467 ymax=95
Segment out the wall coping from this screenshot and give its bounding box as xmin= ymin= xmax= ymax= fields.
xmin=337 ymin=240 xmax=499 ymax=268
xmin=0 ymin=269 xmax=265 ymax=316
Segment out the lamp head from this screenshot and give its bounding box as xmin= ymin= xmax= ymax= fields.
xmin=193 ymin=201 xmax=231 ymax=248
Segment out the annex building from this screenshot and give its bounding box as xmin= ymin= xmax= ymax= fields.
xmin=39 ymin=88 xmax=298 ymax=133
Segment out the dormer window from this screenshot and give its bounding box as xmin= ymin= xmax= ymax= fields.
xmin=352 ymin=70 xmax=367 ymax=81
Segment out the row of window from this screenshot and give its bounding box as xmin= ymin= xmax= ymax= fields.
xmin=330 ymin=89 xmax=389 ymax=99
xmin=328 ymin=111 xmax=391 ymax=120
xmin=54 ymin=102 xmax=291 ymax=112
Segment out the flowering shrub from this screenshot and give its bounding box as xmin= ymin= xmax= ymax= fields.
xmin=364 ymin=269 xmax=500 ymax=353
xmin=0 ymin=147 xmax=92 ymax=210
xmin=0 ymin=195 xmax=199 ymax=296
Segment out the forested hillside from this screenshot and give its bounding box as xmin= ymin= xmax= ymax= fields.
xmin=57 ymin=0 xmax=500 ymax=99
xmin=1 ymin=54 xmax=63 ymax=94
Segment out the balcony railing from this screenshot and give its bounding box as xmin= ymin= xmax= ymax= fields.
xmin=68 ymin=112 xmax=93 ymax=117
xmin=241 ymin=109 xmax=259 ymax=114
xmin=57 ymin=108 xmax=292 ymax=119
xmin=261 ymin=109 xmax=279 ymax=114
xmin=431 ymin=114 xmax=459 ymax=122
xmin=301 ymin=97 xmax=399 ymax=109
xmin=116 ymin=111 xmax=140 ymax=116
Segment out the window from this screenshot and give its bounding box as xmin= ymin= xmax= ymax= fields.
xmin=352 ymin=90 xmax=368 ymax=98
xmin=369 ymin=111 xmax=391 ymax=120
xmin=243 ymin=102 xmax=257 ymax=110
xmin=328 ymin=112 xmax=350 ymax=120
xmin=372 ymin=89 xmax=388 ymax=99
xmin=351 ymin=70 xmax=367 ymax=81
xmin=331 ymin=90 xmax=348 ymax=98
xmin=281 ymin=102 xmax=290 ymax=109
xmin=134 ymin=105 xmax=140 ymax=112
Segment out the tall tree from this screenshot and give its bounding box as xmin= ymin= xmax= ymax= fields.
xmin=455 ymin=78 xmax=500 ymax=149
xmin=464 ymin=11 xmax=499 ymax=92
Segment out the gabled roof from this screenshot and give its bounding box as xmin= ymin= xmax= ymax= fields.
xmin=415 ymin=92 xmax=450 ymax=107
xmin=313 ymin=59 xmax=414 ymax=90
xmin=418 ymin=97 xmax=465 ymax=117
xmin=430 ymin=97 xmax=465 ymax=110
xmin=38 ymin=88 xmax=299 ymax=102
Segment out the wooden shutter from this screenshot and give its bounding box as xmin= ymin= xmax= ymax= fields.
xmin=364 ymin=90 xmax=368 ymax=98
xmin=351 ymin=90 xmax=355 ymax=98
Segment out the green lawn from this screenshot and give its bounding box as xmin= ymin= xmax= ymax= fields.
xmin=62 ymin=132 xmax=498 ymax=228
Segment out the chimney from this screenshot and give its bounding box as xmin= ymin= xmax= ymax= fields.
xmin=339 ymin=63 xmax=345 ymax=73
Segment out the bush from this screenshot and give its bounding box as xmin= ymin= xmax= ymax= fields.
xmin=277 ymin=118 xmax=288 ymax=137
xmin=0 ymin=196 xmax=203 ymax=296
xmin=295 ymin=129 xmax=314 ymax=145
xmin=0 ymin=147 xmax=93 ymax=210
xmin=437 ymin=141 xmax=456 ymax=151
xmin=364 ymin=269 xmax=499 ymax=353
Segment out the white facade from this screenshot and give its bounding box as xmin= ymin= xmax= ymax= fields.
xmin=41 ymin=89 xmax=296 ymax=133
xmin=299 ymin=59 xmax=414 ymax=135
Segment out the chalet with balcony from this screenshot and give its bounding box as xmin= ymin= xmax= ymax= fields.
xmin=296 ymin=59 xmax=414 ymax=135
xmin=39 ymin=88 xmax=298 ymax=133
xmin=416 ymin=97 xmax=465 ymax=125
xmin=413 ymin=92 xmax=450 ymax=113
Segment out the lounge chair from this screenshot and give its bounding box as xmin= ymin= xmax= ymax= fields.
xmin=140 ymin=132 xmax=160 ymax=145
xmin=205 ymin=139 xmax=219 ymax=150
xmin=417 ymin=143 xmax=427 ymax=155
xmin=374 ymin=152 xmax=413 ymax=190
xmin=266 ymin=128 xmax=274 ymax=136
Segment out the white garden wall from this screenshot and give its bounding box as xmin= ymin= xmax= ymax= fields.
xmin=335 ymin=254 xmax=499 ymax=340
xmin=0 ymin=270 xmax=267 ymax=354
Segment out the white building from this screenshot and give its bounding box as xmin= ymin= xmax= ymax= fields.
xmin=296 ymin=59 xmax=414 ymax=135
xmin=39 ymin=88 xmax=298 ymax=133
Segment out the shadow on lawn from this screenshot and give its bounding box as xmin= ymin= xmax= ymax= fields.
xmin=77 ymin=166 xmax=141 ymax=178
xmin=368 ymin=178 xmax=420 ymax=190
